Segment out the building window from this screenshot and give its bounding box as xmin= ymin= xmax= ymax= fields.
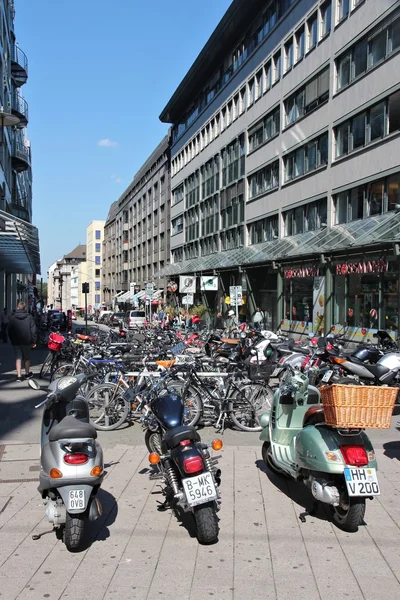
xmin=185 ymin=170 xmax=200 ymax=208
xmin=284 ymin=199 xmax=327 ymax=236
xmin=172 ymin=247 xmax=183 ymax=263
xmin=248 ymin=106 xmax=280 ymax=152
xmin=273 ymin=51 xmax=281 ymax=82
xmin=307 ymin=12 xmax=318 ymax=51
xmin=95 ymin=281 xmax=101 ymax=290
xmin=185 ymin=208 xmax=199 ymax=242
xmin=284 ymin=37 xmax=294 ymax=72
xmin=200 ymin=234 xmax=219 ymax=256
xmin=220 ymin=226 xmax=244 ymax=251
xmin=248 ymin=161 xmax=279 ymax=199
xmin=221 ymin=135 xmax=245 ymax=187
xmin=201 ymin=156 xmax=220 ymax=199
xmin=172 ymin=184 xmax=184 ymax=206
xmin=295 ymin=26 xmax=305 ymax=62
xmin=284 ymin=67 xmax=329 ymax=127
xmin=248 ymin=215 xmax=279 ymax=244
xmin=284 ymin=133 xmax=328 ymax=182
xmin=264 ymin=60 xmax=272 ymax=90
xmin=95 ymin=294 xmax=101 ymax=303
xmin=172 ymin=216 xmax=184 ymax=235
xmin=336 ymin=12 xmax=400 ymax=91
xmin=255 ymin=70 xmax=263 ymax=100
xmin=95 ymin=230 xmax=101 ymax=240
xmin=184 ymin=241 xmax=199 ymax=260
xmin=95 ymin=243 xmax=101 ymax=252
xmin=201 ymin=195 xmax=219 ymax=236
xmin=95 ymin=255 xmax=101 ymax=265
xmin=321 ymin=1 xmax=332 ymax=37
xmin=248 ymin=77 xmax=255 ymax=106
xmin=221 ymin=194 xmax=244 ymax=229
xmin=337 ymin=0 xmax=350 ymax=22
xmin=95 ymin=269 xmax=100 ymax=277
xmin=335 ymin=91 xmax=400 ymax=158
xmin=334 ymin=173 xmax=400 ymax=224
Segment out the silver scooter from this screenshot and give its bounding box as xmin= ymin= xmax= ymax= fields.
xmin=29 ymin=374 xmax=104 ymax=552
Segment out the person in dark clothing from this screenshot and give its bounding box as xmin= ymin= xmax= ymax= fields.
xmin=1 ymin=308 xmax=9 ymax=343
xmin=215 ymin=312 xmax=225 ymax=330
xmin=8 ymin=301 xmax=37 ymax=382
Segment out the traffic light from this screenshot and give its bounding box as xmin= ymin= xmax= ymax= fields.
xmin=82 ymin=282 xmax=89 ymax=293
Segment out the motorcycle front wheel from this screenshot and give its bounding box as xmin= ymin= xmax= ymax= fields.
xmin=332 ymin=497 xmax=366 ymax=531
xmin=194 ymin=502 xmax=219 ymax=544
xmin=64 ymin=511 xmax=87 ymax=552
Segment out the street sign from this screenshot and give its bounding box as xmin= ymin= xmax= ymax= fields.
xmin=182 ymin=293 xmax=194 ymax=305
xmin=179 ymin=276 xmax=196 ymax=294
xmin=229 ymin=286 xmax=243 ymax=306
xmin=145 ymin=283 xmax=154 ymax=299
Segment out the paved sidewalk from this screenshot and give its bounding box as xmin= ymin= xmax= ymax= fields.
xmin=1 ymin=343 xmax=400 ymax=599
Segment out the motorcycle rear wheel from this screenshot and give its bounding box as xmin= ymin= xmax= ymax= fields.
xmin=64 ymin=511 xmax=87 ymax=552
xmin=332 ymin=497 xmax=366 ymax=531
xmin=194 ymin=502 xmax=219 ymax=544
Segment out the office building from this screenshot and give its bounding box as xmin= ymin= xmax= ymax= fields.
xmin=159 ymin=0 xmax=400 ymax=338
xmin=47 ymin=245 xmax=86 ymax=311
xmin=0 ymin=0 xmax=40 ymax=309
xmin=86 ymin=220 xmax=105 ymax=312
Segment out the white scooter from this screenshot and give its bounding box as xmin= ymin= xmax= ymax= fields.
xmin=29 ymin=374 xmax=104 ymax=552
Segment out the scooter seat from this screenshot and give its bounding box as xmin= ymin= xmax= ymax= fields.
xmin=162 ymin=425 xmax=200 ymax=451
xmin=49 ymin=416 xmax=97 ymax=442
xmin=303 ymin=406 xmax=325 ymax=428
xmin=362 ymin=364 xmax=391 ymax=379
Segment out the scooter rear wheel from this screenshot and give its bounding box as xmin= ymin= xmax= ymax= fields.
xmin=64 ymin=511 xmax=87 ymax=552
xmin=332 ymin=497 xmax=366 ymax=531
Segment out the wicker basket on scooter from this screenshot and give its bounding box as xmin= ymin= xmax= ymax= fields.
xmin=47 ymin=333 xmax=65 ymax=352
xmin=319 ymin=384 xmax=397 ymax=429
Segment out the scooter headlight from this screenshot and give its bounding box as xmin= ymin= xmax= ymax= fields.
xmin=57 ymin=377 xmax=77 ymax=390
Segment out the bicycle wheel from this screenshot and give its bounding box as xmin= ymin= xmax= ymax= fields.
xmin=229 ymin=382 xmax=273 ymax=432
xmin=168 ymin=381 xmax=203 ymax=427
xmin=86 ymin=383 xmax=129 ymax=431
xmin=40 ymin=352 xmax=53 ymax=379
xmin=51 ymin=363 xmax=74 ymax=382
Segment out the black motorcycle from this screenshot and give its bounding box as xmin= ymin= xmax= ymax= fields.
xmin=144 ymin=388 xmax=222 ymax=544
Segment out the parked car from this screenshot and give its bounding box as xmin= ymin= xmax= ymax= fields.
xmin=125 ymin=310 xmax=146 ymax=329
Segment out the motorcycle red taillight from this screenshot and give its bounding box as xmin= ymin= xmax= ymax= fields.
xmin=180 ymin=439 xmax=191 ymax=446
xmin=279 ymin=357 xmax=285 ymax=364
xmin=183 ymin=456 xmax=203 ymax=474
xmin=64 ymin=453 xmax=89 ymax=465
xmin=340 ymin=446 xmax=368 ymax=466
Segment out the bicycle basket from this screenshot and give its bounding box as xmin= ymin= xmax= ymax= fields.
xmin=248 ymin=362 xmax=273 ymax=381
xmin=48 ymin=333 xmax=65 ymax=352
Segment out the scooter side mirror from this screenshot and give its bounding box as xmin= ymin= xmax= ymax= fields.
xmin=28 ymin=379 xmax=41 ymax=391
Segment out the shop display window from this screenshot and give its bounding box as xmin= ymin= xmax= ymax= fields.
xmin=283 ymin=278 xmax=314 ymax=322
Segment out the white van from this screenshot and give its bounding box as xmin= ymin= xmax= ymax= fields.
xmin=125 ymin=310 xmax=146 ymax=329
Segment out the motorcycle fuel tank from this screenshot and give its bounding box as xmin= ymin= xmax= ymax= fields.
xmin=352 ymin=346 xmax=380 ymax=363
xmin=296 ymin=426 xmax=377 ymax=473
xmin=151 ymin=392 xmax=184 ymax=429
xmin=377 ymin=352 xmax=400 ymax=371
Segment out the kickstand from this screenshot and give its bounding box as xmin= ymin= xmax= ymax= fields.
xmin=299 ymin=502 xmax=319 ymax=523
xmin=32 ymin=528 xmax=55 ymax=541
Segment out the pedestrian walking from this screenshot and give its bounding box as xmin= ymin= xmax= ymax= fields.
xmin=1 ymin=307 xmax=9 ymax=343
xmin=8 ymin=301 xmax=37 ymax=382
xmin=252 ymin=306 xmax=265 ymax=330
xmin=214 ymin=312 xmax=225 ymax=330
xmin=224 ymin=309 xmax=239 ymax=335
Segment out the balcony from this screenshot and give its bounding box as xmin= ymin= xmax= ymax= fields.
xmin=11 ymin=45 xmax=28 ymax=87
xmin=11 ymin=140 xmax=31 ymax=172
xmin=11 ymin=93 xmax=28 ymax=126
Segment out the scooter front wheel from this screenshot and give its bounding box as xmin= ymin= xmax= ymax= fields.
xmin=64 ymin=511 xmax=87 ymax=552
xmin=261 ymin=442 xmax=289 ymax=477
xmin=332 ymin=497 xmax=366 ymax=531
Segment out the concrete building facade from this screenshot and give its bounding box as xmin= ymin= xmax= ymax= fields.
xmin=159 ymin=0 xmax=400 ymax=338
xmin=104 ymin=136 xmax=170 ymax=307
xmin=0 ymin=0 xmax=40 ymax=310
xmin=86 ymin=220 xmax=105 ymax=312
xmin=47 ymin=245 xmax=86 ymax=312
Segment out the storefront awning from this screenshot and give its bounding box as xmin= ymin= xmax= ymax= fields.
xmin=0 ymin=210 xmax=40 ymax=274
xmin=116 ymin=289 xmax=163 ymax=303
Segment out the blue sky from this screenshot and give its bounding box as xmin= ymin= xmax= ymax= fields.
xmin=15 ymin=0 xmax=232 ymax=277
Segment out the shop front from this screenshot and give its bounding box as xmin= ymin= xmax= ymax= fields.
xmin=331 ymin=256 xmax=398 ymax=340
xmin=280 ymin=264 xmax=325 ymax=336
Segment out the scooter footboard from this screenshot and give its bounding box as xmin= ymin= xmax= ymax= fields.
xmin=57 ymin=484 xmax=94 ymax=514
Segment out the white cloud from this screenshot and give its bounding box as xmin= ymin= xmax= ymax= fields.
xmin=110 ymin=175 xmax=122 ymax=183
xmin=98 ymin=138 xmax=118 ymax=148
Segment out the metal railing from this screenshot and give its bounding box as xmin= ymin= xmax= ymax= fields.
xmin=11 ymin=45 xmax=28 ymax=74
xmin=12 ymin=140 xmax=31 ymax=166
xmin=11 ymin=92 xmax=29 ymax=121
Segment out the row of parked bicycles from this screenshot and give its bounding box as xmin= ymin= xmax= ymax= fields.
xmin=38 ymin=323 xmax=400 ymax=437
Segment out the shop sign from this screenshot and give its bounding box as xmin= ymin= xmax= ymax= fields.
xmin=284 ymin=266 xmax=320 ymax=278
xmin=335 ymin=259 xmax=388 ymax=276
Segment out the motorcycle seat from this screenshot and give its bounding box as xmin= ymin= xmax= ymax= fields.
xmin=49 ymin=415 xmax=97 ymax=442
xmin=362 ymin=364 xmax=390 ymax=379
xmin=162 ymin=424 xmax=200 ymax=451
xmin=303 ymin=406 xmax=325 ymax=428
